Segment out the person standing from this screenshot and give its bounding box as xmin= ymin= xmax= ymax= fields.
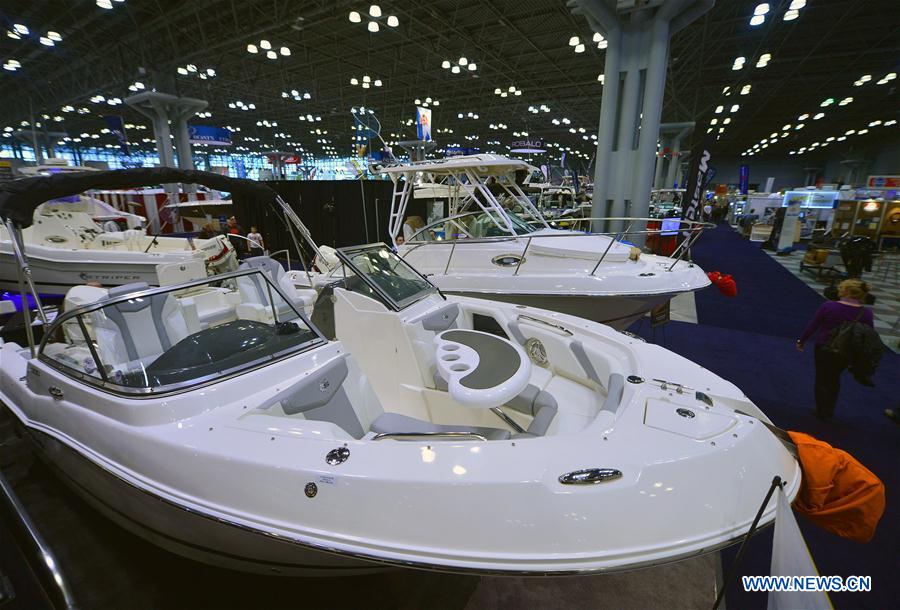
xmin=796 ymin=279 xmax=875 ymax=421
xmin=247 ymin=226 xmax=265 ymax=257
xmin=224 ymin=216 xmax=245 ymax=255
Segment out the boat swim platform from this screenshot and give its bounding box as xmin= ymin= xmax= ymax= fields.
xmin=0 ymin=406 xmax=720 ymax=610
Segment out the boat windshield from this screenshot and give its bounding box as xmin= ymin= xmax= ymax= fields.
xmin=39 ymin=269 xmax=324 ymax=394
xmin=335 ymin=243 xmax=438 ymax=310
xmin=413 ymin=210 xmax=538 ymax=241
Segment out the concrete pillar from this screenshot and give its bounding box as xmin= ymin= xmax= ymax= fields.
xmin=570 ymin=0 xmax=714 ymax=242
xmin=126 ymin=92 xmax=207 ymax=232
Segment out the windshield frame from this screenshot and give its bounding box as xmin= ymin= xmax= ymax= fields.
xmin=37 ymin=268 xmax=327 ymax=397
xmin=335 ymin=242 xmax=441 ymax=311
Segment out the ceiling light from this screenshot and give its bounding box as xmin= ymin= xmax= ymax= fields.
xmin=795 ymin=123 xmax=804 ymax=130
xmin=789 ymin=0 xmax=806 ymax=8
xmin=451 ymin=66 xmax=460 ymax=74
xmin=754 ymin=3 xmax=770 ymax=15
xmin=13 ymin=24 xmax=29 ymax=35
xmin=568 ymin=36 xmax=580 ymax=46
xmin=575 ymin=44 xmax=585 ymax=53
xmin=387 ymin=15 xmax=399 ymax=27
xmin=750 ymin=15 xmax=765 ymax=26
xmin=368 ymin=21 xmax=379 ymax=33
xmin=593 ymin=33 xmax=603 ymax=42
xmin=350 ymin=77 xmax=358 ymax=85
xmin=468 ymin=63 xmax=476 ymax=71
xmin=349 ymin=11 xmax=361 ymax=23
xmin=783 ymin=9 xmax=799 ymax=20
xmin=374 ymin=79 xmax=382 ymax=86
xmin=730 ymin=104 xmax=739 ymax=112
xmin=177 ymin=67 xmax=188 ymax=75
xmin=369 ymin=5 xmax=382 ymax=18
xmin=280 ymin=46 xmax=290 ymax=56
xmin=96 ymin=0 xmax=113 ymax=8
xmin=266 ymin=50 xmax=277 ymax=59
xmin=740 ymin=85 xmax=751 ymax=94
xmin=714 ymin=105 xmax=723 ymax=114
xmin=39 ymin=36 xmax=54 ymax=46
xmin=47 ymin=31 xmax=62 ymax=42
xmin=247 ymin=43 xmax=258 ymax=53
xmin=458 ymin=57 xmax=468 ymax=66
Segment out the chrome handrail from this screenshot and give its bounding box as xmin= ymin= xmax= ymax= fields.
xmin=371 ymin=431 xmax=488 ymax=441
xmin=404 ymin=214 xmax=712 ymax=278
xmin=0 ymin=469 xmax=78 ymax=609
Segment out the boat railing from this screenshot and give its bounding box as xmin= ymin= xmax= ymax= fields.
xmin=0 ymin=469 xmax=78 ymax=609
xmin=371 ymin=431 xmax=488 ymax=442
xmin=403 ymin=214 xmax=713 ymax=277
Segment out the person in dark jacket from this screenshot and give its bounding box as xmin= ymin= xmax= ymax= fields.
xmin=796 ymin=279 xmax=875 ymax=421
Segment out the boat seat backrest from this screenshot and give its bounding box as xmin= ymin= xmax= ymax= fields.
xmin=94 ymin=282 xmax=189 ymax=365
xmin=237 ymin=257 xmax=305 ymax=321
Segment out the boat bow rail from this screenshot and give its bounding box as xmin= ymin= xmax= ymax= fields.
xmin=403 ymin=214 xmax=714 ymax=278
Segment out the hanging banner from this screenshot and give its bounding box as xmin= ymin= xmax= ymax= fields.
xmin=416 ymin=106 xmax=432 ymax=142
xmin=510 ymin=138 xmax=545 ymax=153
xmin=188 ymin=125 xmax=232 ymax=146
xmin=866 ymin=175 xmax=900 ymax=188
xmin=102 ymin=115 xmax=129 ymax=155
xmin=739 ymin=164 xmax=750 ymax=195
xmin=681 ymin=137 xmax=715 ymax=222
xmin=445 ymin=146 xmax=479 ymax=157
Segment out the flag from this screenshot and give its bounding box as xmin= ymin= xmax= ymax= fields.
xmin=681 ymin=137 xmax=714 ymax=221
xmin=102 ymin=115 xmax=129 ymax=155
xmin=768 ymin=486 xmax=832 ymax=610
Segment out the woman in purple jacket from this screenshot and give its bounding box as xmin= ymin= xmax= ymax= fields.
xmin=796 ymin=279 xmax=875 ymax=421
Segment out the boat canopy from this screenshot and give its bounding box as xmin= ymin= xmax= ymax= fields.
xmin=376 ymin=154 xmax=534 ymax=177
xmin=0 ymin=168 xmax=274 ymax=228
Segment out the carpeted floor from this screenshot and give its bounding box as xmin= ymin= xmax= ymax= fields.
xmin=630 ymin=223 xmax=899 ymax=610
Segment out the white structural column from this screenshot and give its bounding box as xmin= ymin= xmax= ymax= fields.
xmin=654 ymin=121 xmax=695 ymax=188
xmin=569 ymin=0 xmax=714 ymax=238
xmin=125 ymin=92 xmax=208 ymax=232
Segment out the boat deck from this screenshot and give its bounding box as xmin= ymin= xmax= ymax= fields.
xmin=0 ymin=407 xmax=719 ymax=610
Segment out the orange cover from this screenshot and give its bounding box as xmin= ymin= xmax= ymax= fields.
xmin=787 ymin=431 xmax=885 ymax=543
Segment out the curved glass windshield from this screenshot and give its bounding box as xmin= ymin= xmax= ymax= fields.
xmin=40 ymin=269 xmax=323 ymax=394
xmin=337 ymin=244 xmax=437 ymax=310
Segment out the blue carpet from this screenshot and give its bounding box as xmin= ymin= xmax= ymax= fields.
xmin=628 ymin=224 xmax=898 ymax=609
xmin=690 ymin=223 xmax=826 ymax=339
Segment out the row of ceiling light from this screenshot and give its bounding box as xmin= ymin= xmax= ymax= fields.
xmin=749 ymin=1 xmax=807 ymax=26
xmin=348 ymin=6 xmax=399 ymax=31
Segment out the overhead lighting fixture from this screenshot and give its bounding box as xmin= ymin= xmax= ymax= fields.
xmin=368 ymin=21 xmax=379 ymax=33
xmin=349 ymin=11 xmax=361 ymax=23
xmin=387 ymin=15 xmax=399 ymax=27
xmin=12 ymin=24 xmax=29 ymax=35
xmin=280 ymin=46 xmax=290 ymax=56
xmin=369 ymin=5 xmax=382 ymax=18
xmin=247 ymin=43 xmax=258 ymax=54
xmin=575 ymin=43 xmax=585 ymax=53
xmin=266 ymin=50 xmax=277 ymax=59
xmin=259 ymin=39 xmax=271 ymax=50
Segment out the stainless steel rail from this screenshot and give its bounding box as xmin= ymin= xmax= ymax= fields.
xmin=405 ymin=214 xmax=713 ymax=278
xmin=0 ymin=469 xmax=78 ymax=609
xmin=371 ymin=431 xmax=488 ymax=441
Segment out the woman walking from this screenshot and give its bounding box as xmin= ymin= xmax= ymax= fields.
xmin=796 ymin=279 xmax=875 ymax=421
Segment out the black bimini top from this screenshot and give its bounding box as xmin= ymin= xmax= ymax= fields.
xmin=0 ymin=167 xmax=276 ymax=228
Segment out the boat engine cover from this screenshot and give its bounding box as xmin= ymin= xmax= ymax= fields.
xmin=643 ymin=398 xmax=737 ymax=440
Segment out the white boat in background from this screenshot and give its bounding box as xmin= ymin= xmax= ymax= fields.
xmin=0 ymin=168 xmax=274 ymax=294
xmin=0 ymin=235 xmax=800 ymax=576
xmin=19 ymin=160 xmax=146 ymax=230
xmin=376 ymin=155 xmax=712 ymax=330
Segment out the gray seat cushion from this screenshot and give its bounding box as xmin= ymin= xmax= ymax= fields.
xmin=370 ymin=413 xmax=511 ymax=441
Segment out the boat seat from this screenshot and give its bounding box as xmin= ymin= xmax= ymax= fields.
xmin=237 ymin=257 xmax=311 ymax=322
xmin=369 ymin=413 xmax=511 ymax=441
xmin=91 ymin=282 xmax=190 ymax=374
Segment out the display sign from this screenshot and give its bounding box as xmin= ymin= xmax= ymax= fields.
xmin=739 ymin=164 xmax=750 ymax=195
xmin=445 ymin=146 xmax=479 ymax=157
xmin=267 ymin=153 xmax=302 ymax=164
xmin=650 ymin=301 xmax=670 ymax=327
xmin=188 ymin=125 xmax=232 ymax=146
xmin=866 ymin=175 xmax=900 ymax=189
xmin=781 ymin=190 xmax=839 ymax=209
xmin=0 ymin=160 xmax=14 ymax=183
xmin=510 ymin=138 xmax=545 ymax=153
xmin=416 ymin=106 xmax=432 ymax=142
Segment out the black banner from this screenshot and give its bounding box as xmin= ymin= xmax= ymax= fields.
xmin=681 ymin=137 xmax=715 ymax=222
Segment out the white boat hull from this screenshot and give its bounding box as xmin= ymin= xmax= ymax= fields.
xmin=0 ymin=245 xmax=201 ymax=294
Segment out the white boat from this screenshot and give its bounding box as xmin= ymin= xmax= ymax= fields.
xmin=19 ymin=160 xmax=146 ymax=230
xmin=0 ymin=168 xmax=257 ymax=294
xmin=377 ymin=155 xmax=712 ymax=329
xmin=0 ymin=201 xmax=799 ymax=576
